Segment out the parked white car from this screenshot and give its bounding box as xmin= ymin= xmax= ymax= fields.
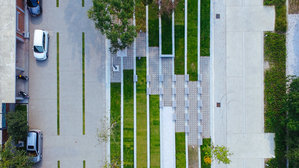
xmin=26 ymin=129 xmax=43 ymax=163
xmin=33 ymin=29 xmax=49 ymax=61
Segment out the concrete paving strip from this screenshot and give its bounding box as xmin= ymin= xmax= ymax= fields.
xmin=161 ymin=107 xmax=176 ymax=168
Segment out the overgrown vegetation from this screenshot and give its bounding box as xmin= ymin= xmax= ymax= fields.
xmin=136 ymin=0 xmax=146 ymax=32
xmin=264 ymin=1 xmax=288 ymax=167
xmin=200 ymin=0 xmax=210 ymax=56
xmin=176 ymin=132 xmax=186 ymax=168
xmin=7 ymin=105 xmax=28 ymax=143
xmin=187 ymin=0 xmax=198 ymax=81
xmin=110 ymin=83 xmax=121 ymax=167
xmin=124 ymin=70 xmax=134 ymax=168
xmin=88 ymin=0 xmax=137 ymax=53
xmin=0 ymin=137 xmax=33 ymax=168
xmin=174 ymin=0 xmax=185 ymax=74
xmin=136 ymin=58 xmax=147 ymax=168
xmin=150 ymin=95 xmax=160 ymax=167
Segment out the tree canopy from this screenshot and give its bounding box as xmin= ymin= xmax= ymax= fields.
xmin=286 ymin=77 xmax=299 ymax=167
xmin=0 ymin=137 xmax=33 ymax=168
xmin=88 ymin=0 xmax=137 ymax=53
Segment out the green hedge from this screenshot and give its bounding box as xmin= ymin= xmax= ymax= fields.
xmin=176 ymin=132 xmax=186 ymax=168
xmin=174 ymin=0 xmax=185 ymax=74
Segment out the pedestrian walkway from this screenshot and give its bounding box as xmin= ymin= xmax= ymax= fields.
xmin=200 ymin=57 xmax=210 ymax=138
xmin=162 ymin=58 xmax=173 ymax=106
xmin=149 ymin=47 xmax=160 ymax=95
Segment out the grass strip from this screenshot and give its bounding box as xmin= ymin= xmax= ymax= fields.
xmin=83 ymin=160 xmax=86 ymax=168
xmin=162 ymin=15 xmax=172 ymax=54
xmin=264 ymin=32 xmax=287 ymax=168
xmin=124 ymin=70 xmax=134 ymax=168
xmin=57 ymin=161 xmax=60 ymax=168
xmin=176 ymin=132 xmax=186 ymax=168
xmin=150 ymin=95 xmax=160 ymax=167
xmin=149 ymin=3 xmax=159 ymax=47
xmin=82 ymin=32 xmax=85 ymax=135
xmin=174 ymin=0 xmax=185 ymax=74
xmin=201 ymin=138 xmax=211 ymax=168
xmin=57 ymin=32 xmax=60 ymax=136
xmin=110 ymin=83 xmax=121 ymax=164
xmin=264 ymin=0 xmax=287 ymax=33
xmin=187 ymin=0 xmax=198 ymax=81
xmin=136 ymin=58 xmax=147 ymax=168
xmin=200 ymin=0 xmax=210 ymax=56
xmin=56 ymin=0 xmax=59 ymax=7
xmin=263 ymin=1 xmax=287 ymax=167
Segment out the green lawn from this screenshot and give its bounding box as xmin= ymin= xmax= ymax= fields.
xmin=176 ymin=132 xmax=186 ymax=168
xmin=187 ymin=0 xmax=198 ymax=81
xmin=136 ymin=58 xmax=147 ymax=168
xmin=110 ymin=83 xmax=121 ymax=164
xmin=175 ymin=0 xmax=185 ymax=74
xmin=200 ymin=0 xmax=210 ymax=56
xmin=162 ymin=14 xmax=172 ymax=54
xmin=201 ymin=138 xmax=211 ymax=168
xmin=149 ymin=3 xmax=159 ymax=47
xmin=150 ymin=95 xmax=160 ymax=167
xmin=124 ymin=70 xmax=134 ymax=168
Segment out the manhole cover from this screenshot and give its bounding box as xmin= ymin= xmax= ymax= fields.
xmin=216 ymin=14 xmax=220 ymax=19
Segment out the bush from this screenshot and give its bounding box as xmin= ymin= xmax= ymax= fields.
xmin=6 ymin=105 xmax=28 ymax=142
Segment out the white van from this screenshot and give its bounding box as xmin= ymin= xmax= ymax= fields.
xmin=33 ymin=29 xmax=49 ymax=61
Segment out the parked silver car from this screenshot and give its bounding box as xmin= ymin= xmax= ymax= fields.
xmin=26 ymin=129 xmax=43 ymax=163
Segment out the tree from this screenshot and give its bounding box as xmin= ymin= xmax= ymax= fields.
xmin=6 ymin=105 xmax=28 ymax=142
xmin=0 ymin=137 xmax=33 ymax=168
xmin=88 ymin=0 xmax=137 ymax=54
xmin=286 ymin=77 xmax=299 ymax=167
xmin=202 ymin=143 xmax=233 ymax=165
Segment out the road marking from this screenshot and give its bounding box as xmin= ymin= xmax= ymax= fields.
xmin=57 ymin=160 xmax=60 ymax=168
xmin=82 ymin=32 xmax=86 ymax=135
xmin=57 ymin=32 xmax=60 ymax=136
xmin=56 ymin=0 xmax=59 ymax=8
xmin=82 ymin=0 xmax=84 ymax=7
xmin=83 ymin=160 xmax=86 ymax=168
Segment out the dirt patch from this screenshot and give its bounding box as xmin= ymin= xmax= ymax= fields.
xmin=289 ymin=0 xmax=299 ymax=14
xmin=188 ymin=145 xmax=199 ymax=168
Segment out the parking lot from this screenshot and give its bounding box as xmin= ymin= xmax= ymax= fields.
xmin=28 ymin=0 xmax=108 ymax=167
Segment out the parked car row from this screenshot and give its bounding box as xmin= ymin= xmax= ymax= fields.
xmin=26 ymin=0 xmax=44 ymax=164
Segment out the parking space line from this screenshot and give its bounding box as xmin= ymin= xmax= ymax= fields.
xmin=57 ymin=32 xmax=60 ymax=136
xmin=56 ymin=0 xmax=59 ymax=8
xmin=83 ymin=160 xmax=86 ymax=168
xmin=58 ymin=160 xmax=60 ymax=168
xmin=82 ymin=32 xmax=86 ymax=135
xmin=82 ymin=0 xmax=85 ymax=7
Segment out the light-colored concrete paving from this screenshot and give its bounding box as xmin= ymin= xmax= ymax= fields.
xmin=287 ymin=14 xmax=299 ymax=76
xmin=211 ymin=0 xmax=275 ymax=167
xmin=161 ymin=107 xmax=176 ymax=168
xmin=29 ymin=0 xmax=107 ymax=167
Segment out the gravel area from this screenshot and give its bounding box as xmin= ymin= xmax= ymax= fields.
xmin=287 ymin=14 xmax=299 ymax=76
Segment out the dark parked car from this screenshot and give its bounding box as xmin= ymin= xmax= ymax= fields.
xmin=27 ymin=0 xmax=41 ymax=16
